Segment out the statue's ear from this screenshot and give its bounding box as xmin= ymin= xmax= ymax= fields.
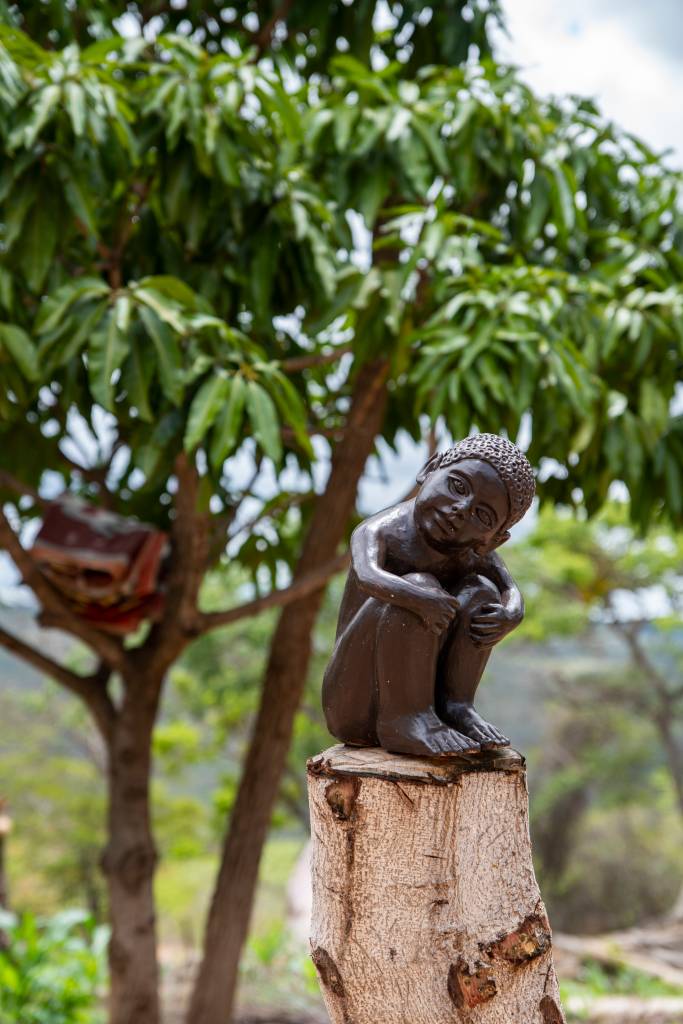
xmin=416 ymin=452 xmax=443 ymax=485
xmin=474 ymin=529 xmax=511 ymax=556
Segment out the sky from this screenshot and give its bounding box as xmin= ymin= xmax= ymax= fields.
xmin=495 ymin=0 xmax=683 ymax=165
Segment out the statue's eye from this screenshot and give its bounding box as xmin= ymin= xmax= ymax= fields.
xmin=450 ymin=476 xmax=466 ymax=495
xmin=477 ymin=508 xmax=493 ymax=529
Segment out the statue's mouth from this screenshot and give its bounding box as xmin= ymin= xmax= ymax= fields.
xmin=433 ymin=509 xmax=458 ymax=536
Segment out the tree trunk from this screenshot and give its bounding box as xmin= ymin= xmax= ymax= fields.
xmin=188 ymin=359 xmax=389 ymax=1024
xmin=308 ymin=744 xmax=565 ymax=1024
xmin=655 ymin=710 xmax=683 ymax=822
xmin=102 ymin=695 xmax=160 ymax=1024
xmin=0 ymin=811 xmax=10 ymax=910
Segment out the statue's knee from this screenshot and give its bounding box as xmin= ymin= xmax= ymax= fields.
xmin=402 ymin=571 xmax=440 ymax=588
xmin=456 ymin=574 xmax=501 ymax=619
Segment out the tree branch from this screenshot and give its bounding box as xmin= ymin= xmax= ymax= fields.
xmin=227 ymin=490 xmax=314 ymax=542
xmin=0 ymin=471 xmax=47 ymax=508
xmin=252 ymin=0 xmax=294 ymax=57
xmin=136 ymin=453 xmax=209 ymax=678
xmin=0 ymin=625 xmax=116 ymax=742
xmin=613 ymin=618 xmax=672 ymax=699
xmin=193 ymin=551 xmax=350 ymax=635
xmin=280 ymin=346 xmax=353 ymax=374
xmin=0 ymin=506 xmax=128 ymax=673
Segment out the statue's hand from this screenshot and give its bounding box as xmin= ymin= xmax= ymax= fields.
xmin=411 ymin=587 xmax=460 ymax=636
xmin=469 ymin=603 xmax=520 ymax=649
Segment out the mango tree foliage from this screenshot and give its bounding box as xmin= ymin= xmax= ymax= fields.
xmin=0 ymin=31 xmax=682 ymax=543
xmin=3 ymin=0 xmax=501 ymax=75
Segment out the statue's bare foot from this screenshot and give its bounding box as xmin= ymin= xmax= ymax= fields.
xmin=440 ymin=701 xmax=509 ymax=749
xmin=377 ymin=709 xmax=480 ymax=758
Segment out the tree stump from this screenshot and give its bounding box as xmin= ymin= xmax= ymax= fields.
xmin=307 ymin=744 xmax=565 ymax=1024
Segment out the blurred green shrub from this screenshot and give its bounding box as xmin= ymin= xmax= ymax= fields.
xmin=0 ymin=909 xmax=107 ymax=1024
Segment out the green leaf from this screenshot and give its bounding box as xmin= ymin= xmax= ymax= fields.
xmin=549 ymin=163 xmax=576 ymax=235
xmin=19 ymin=83 xmax=61 ymax=148
xmin=88 ymin=313 xmax=129 ymax=410
xmin=245 ymin=380 xmax=282 ymax=463
xmin=260 ymin=367 xmax=314 ymax=457
xmin=215 ymin=136 xmax=240 ymax=187
xmin=134 ymin=410 xmax=183 ymax=480
xmin=334 ymin=103 xmax=358 ymax=151
xmin=0 ymin=322 xmax=39 ymax=380
xmin=209 ymin=375 xmax=246 ymax=469
xmin=121 ymin=338 xmax=154 ymax=422
xmin=36 ymin=278 xmax=110 ymax=334
xmin=524 ymin=171 xmax=551 ymax=245
xmin=135 ymin=287 xmax=188 ymax=334
xmin=137 ymin=275 xmax=200 ymax=309
xmin=138 ymin=306 xmax=184 ymax=405
xmin=17 ymin=199 xmax=58 ymax=293
xmin=38 ymin=299 xmax=108 ymax=373
xmin=57 ymin=163 xmax=97 ymax=234
xmin=184 ymin=371 xmax=230 ymax=450
xmin=64 ymin=81 xmax=86 ymax=137
xmin=0 ymin=267 xmax=13 ymax=313
xmin=412 ymin=117 xmax=449 ymax=175
xmin=2 ymin=175 xmax=37 ymax=250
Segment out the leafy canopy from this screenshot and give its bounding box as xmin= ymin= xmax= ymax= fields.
xmin=0 ymin=2 xmax=682 ymax=554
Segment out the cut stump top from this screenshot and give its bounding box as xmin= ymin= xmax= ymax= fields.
xmin=307 ymin=743 xmax=525 ymax=785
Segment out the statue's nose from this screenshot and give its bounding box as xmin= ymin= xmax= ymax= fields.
xmin=452 ymin=496 xmax=472 ymax=519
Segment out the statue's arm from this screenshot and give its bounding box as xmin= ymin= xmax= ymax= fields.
xmin=483 ymin=552 xmax=524 ymax=625
xmin=350 ymin=519 xmax=431 ymax=614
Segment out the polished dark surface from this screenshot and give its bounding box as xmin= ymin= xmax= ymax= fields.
xmin=322 ymin=434 xmax=535 ymax=758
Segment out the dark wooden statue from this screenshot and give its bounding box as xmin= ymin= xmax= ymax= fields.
xmin=322 ymin=433 xmax=535 ymax=758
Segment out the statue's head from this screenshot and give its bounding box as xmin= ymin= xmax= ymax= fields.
xmin=414 ymin=433 xmax=535 ymax=555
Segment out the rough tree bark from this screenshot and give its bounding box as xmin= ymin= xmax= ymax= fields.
xmin=308 ymin=744 xmax=566 ymax=1024
xmin=102 ymin=687 xmax=162 ymax=1024
xmin=188 ymin=359 xmax=389 ymax=1024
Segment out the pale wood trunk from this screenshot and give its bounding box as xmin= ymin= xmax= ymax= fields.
xmin=307 ymin=744 xmax=565 ymax=1024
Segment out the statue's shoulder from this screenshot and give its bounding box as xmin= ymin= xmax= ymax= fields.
xmin=355 ymin=499 xmax=413 ymax=537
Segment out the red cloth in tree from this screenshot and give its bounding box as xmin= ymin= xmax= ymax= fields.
xmin=31 ymin=497 xmax=168 ymax=635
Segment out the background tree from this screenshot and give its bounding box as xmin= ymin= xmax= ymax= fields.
xmin=0 ymin=2 xmax=683 ymax=1022
xmin=506 ymin=505 xmax=683 ymax=929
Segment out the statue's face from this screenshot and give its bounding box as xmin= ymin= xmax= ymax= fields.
xmin=414 ymin=457 xmax=509 ymax=552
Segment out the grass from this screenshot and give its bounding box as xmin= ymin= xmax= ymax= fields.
xmin=155 ymin=835 xmax=305 ymax=950
xmin=155 ymin=834 xmax=325 ymax=1016
xmin=561 ymin=959 xmax=683 ymax=1022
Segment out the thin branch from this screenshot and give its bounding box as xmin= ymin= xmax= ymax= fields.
xmin=613 ymin=618 xmax=671 ymax=699
xmin=252 ymin=0 xmax=294 ymax=57
xmin=280 ymin=346 xmax=353 ymax=374
xmin=0 ymin=471 xmax=47 ymax=508
xmin=136 ymin=453 xmax=209 ymax=678
xmin=0 ymin=626 xmax=115 ymax=741
xmin=193 ymin=551 xmax=350 ymax=635
xmin=0 ymin=506 xmax=127 ymax=672
xmin=227 ymin=491 xmax=314 ymax=542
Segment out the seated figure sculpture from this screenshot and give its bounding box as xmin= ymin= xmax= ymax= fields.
xmin=322 ymin=433 xmax=535 ymax=758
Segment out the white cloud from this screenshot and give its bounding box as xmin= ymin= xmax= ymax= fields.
xmin=496 ymin=0 xmax=683 ymax=165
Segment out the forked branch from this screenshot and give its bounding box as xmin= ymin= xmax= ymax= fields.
xmin=0 ymin=625 xmax=116 ymax=741
xmin=0 ymin=505 xmax=127 ymax=672
xmin=192 ymin=551 xmax=350 ymax=634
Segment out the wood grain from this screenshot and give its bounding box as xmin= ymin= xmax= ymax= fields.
xmin=308 ymin=744 xmax=565 ymax=1024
